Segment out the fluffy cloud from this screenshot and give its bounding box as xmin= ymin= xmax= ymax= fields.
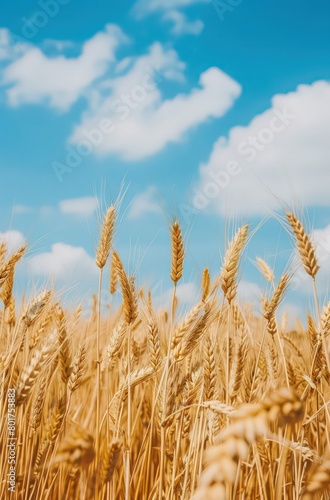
xmin=237 ymin=280 xmax=261 ymax=310
xmin=28 ymin=243 xmax=97 ymax=280
xmin=128 ymin=186 xmax=161 ymax=219
xmin=0 ymin=28 xmax=13 ymax=60
xmin=2 ymin=24 xmax=126 ymax=110
xmin=133 ymin=0 xmax=209 ymax=17
xmin=0 ymin=29 xmax=28 ymax=61
xmin=1 ymin=27 xmax=240 ymax=162
xmin=196 ymin=80 xmax=330 ymax=217
xmin=0 ymin=230 xmax=26 ymax=253
xmin=163 ymin=10 xmax=204 ymax=35
xmin=163 ymin=282 xmax=199 ymax=308
xmin=70 ymin=42 xmax=241 ymax=160
xmin=59 ymin=196 xmax=98 ymax=216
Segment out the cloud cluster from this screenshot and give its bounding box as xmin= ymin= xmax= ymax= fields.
xmin=1 ymin=25 xmax=240 ymax=162
xmin=197 ymin=80 xmax=330 ymax=217
xmin=0 ymin=28 xmax=29 ymax=61
xmin=162 ymin=281 xmax=199 ymax=309
xmin=28 ymin=242 xmax=96 ymax=280
xmin=133 ymin=0 xmax=206 ymax=38
xmin=163 ymin=10 xmax=204 ymax=35
xmin=10 ymin=197 xmax=99 ymax=218
xmin=128 ymin=186 xmax=161 ymax=219
xmin=59 ymin=196 xmax=98 ymax=216
xmin=133 ymin=0 xmax=209 ymax=17
xmin=0 ymin=230 xmax=26 ymax=253
xmin=2 ymin=24 xmax=126 ymax=110
xmin=70 ymin=52 xmax=241 ymax=160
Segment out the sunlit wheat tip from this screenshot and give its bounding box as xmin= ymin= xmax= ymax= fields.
xmin=170 ymin=220 xmax=184 ymax=285
xmin=286 ymin=212 xmax=319 ymax=278
xmin=96 ymin=205 xmax=116 ymax=269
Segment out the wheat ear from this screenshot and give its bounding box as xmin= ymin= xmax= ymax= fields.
xmin=302 ymin=460 xmax=330 ymax=499
xmin=23 ymin=290 xmax=51 ymax=327
xmin=112 ymin=251 xmax=138 ymax=325
xmin=16 ymin=330 xmax=56 ymax=405
xmin=110 ymin=252 xmax=118 ymax=294
xmin=0 ymin=244 xmax=27 ymax=287
xmin=170 ymin=220 xmax=184 ymax=285
xmin=220 ymin=225 xmax=249 ymax=304
xmin=56 ymin=306 xmax=71 ymax=383
xmin=100 ymin=439 xmax=122 ymax=485
xmin=194 ymin=389 xmax=303 ymax=499
xmin=68 ymin=343 xmax=87 ymax=393
xmin=256 ymin=257 xmax=274 ymax=283
xmin=202 ymin=267 xmax=210 ymax=302
xmin=96 ymin=205 xmax=116 ymax=269
xmin=0 ymin=241 xmax=7 ymax=267
xmin=286 ymin=212 xmax=319 ymax=278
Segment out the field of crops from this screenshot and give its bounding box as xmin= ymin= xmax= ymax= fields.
xmin=0 ymin=207 xmax=329 ymax=499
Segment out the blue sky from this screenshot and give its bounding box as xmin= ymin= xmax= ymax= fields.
xmin=1 ymin=0 xmax=330 ymax=316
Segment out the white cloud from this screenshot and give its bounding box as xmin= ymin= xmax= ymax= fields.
xmin=163 ymin=282 xmax=199 ymax=308
xmin=278 ymin=302 xmax=304 ymax=329
xmin=0 ymin=28 xmax=12 ymax=60
xmin=2 ymin=24 xmax=127 ymax=110
xmin=0 ymin=29 xmax=28 ymax=61
xmin=128 ymin=187 xmax=161 ymax=219
xmin=133 ymin=0 xmax=208 ymax=17
xmin=12 ymin=204 xmax=32 ymax=214
xmin=196 ymin=80 xmax=330 ymax=217
xmin=39 ymin=205 xmax=56 ymax=218
xmin=59 ymin=196 xmax=98 ymax=217
xmin=28 ymin=242 xmax=97 ymax=280
xmin=42 ymin=39 xmax=75 ymax=52
xmin=163 ymin=10 xmax=204 ymax=35
xmin=0 ymin=230 xmax=26 ymax=253
xmin=176 ymin=282 xmax=199 ymax=304
xmin=237 ymin=280 xmax=261 ymax=310
xmin=70 ymin=41 xmax=241 ymax=160
xmin=1 ymin=28 xmax=240 ymax=162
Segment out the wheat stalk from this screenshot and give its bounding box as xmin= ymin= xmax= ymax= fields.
xmin=16 ymin=330 xmax=57 ymax=405
xmin=256 ymin=257 xmax=274 ymax=283
xmin=194 ymin=389 xmax=303 ymax=499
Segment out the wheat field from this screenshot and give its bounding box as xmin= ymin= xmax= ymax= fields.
xmin=0 ymin=208 xmax=329 ymax=499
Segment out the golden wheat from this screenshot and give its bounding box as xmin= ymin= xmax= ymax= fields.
xmin=0 ymin=209 xmax=329 ymax=500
